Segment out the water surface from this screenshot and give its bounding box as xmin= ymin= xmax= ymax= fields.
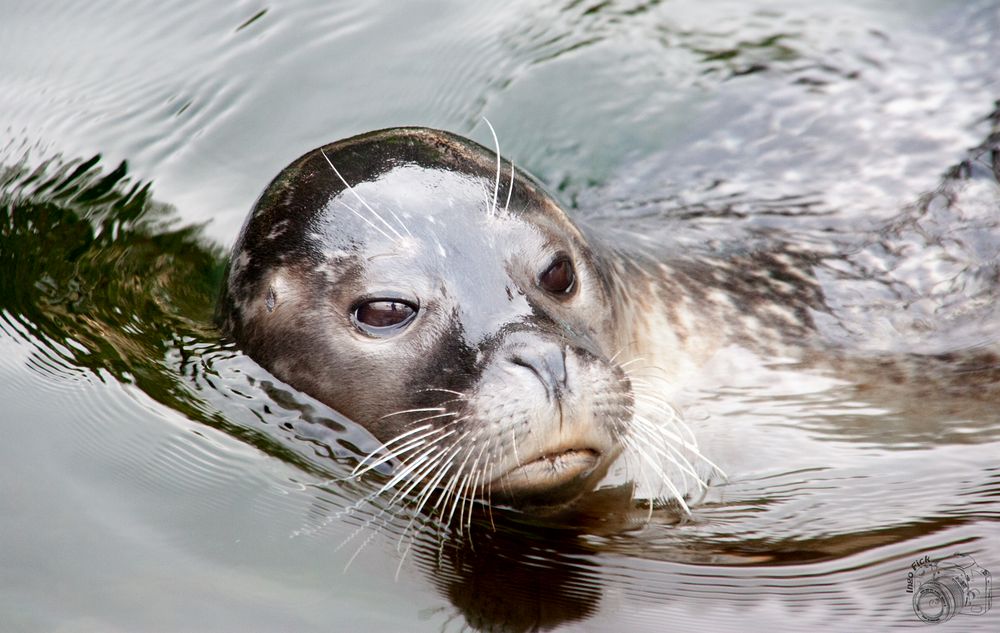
xmin=2 ymin=1 xmax=999 ymax=631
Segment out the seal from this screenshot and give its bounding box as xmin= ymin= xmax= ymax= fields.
xmin=219 ymin=127 xmax=829 ymax=512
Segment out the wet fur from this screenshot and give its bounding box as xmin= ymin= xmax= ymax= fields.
xmin=220 ymin=121 xmax=1000 ymax=524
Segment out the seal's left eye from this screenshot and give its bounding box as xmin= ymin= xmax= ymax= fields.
xmin=352 ymin=300 xmax=417 ymax=336
xmin=539 ymin=257 xmax=576 ymax=296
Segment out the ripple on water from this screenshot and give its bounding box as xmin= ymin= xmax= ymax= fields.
xmin=566 ymin=1 xmax=1000 ymax=236
xmin=3 ymin=1 xmax=1000 ymax=631
xmin=0 ymin=309 xmax=94 ymax=393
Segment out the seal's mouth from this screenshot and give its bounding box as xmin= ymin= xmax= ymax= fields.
xmin=487 ymin=447 xmax=603 ymax=506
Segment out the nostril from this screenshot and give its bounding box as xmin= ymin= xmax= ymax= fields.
xmin=510 ymin=354 xmax=534 ymax=372
xmin=508 ymin=345 xmax=568 ymax=401
xmin=510 ymin=354 xmax=545 ymax=387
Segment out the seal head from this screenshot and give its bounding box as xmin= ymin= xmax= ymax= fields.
xmin=221 ymin=127 xmax=633 ymax=508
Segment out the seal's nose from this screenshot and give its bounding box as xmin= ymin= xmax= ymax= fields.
xmin=508 ymin=341 xmax=568 ymax=402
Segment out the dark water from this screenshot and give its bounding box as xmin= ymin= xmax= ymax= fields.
xmin=2 ymin=1 xmax=1000 ymax=631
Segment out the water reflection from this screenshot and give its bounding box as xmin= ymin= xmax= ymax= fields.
xmin=0 ymin=155 xmax=356 ymax=476
xmin=3 ymin=121 xmax=1000 ymax=630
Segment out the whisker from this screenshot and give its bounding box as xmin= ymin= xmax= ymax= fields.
xmin=384 ymin=446 xmax=455 ymax=510
xmin=350 ymin=435 xmax=433 ymax=478
xmin=485 ymin=456 xmax=496 ymax=531
xmin=332 ymin=196 xmax=396 ymax=243
xmin=444 ymin=438 xmax=487 ymax=535
xmin=633 ymin=395 xmax=698 ymax=447
xmin=351 ymin=424 xmax=436 ymax=474
xmin=386 ymin=207 xmax=414 ymax=240
xmin=419 ymin=387 xmax=467 ymax=397
xmin=434 ymin=437 xmax=477 ymax=511
xmin=633 ymin=408 xmax=725 ymax=477
xmin=396 ymin=436 xmax=471 ymax=548
xmin=459 ymin=447 xmax=486 ymax=536
xmin=465 ymin=445 xmax=491 ymax=534
xmin=511 ymin=426 xmax=521 ymax=467
xmin=320 ymin=149 xmax=405 ymax=241
xmin=622 ymin=436 xmax=691 ymax=514
xmin=632 ymin=449 xmax=656 ymax=521
xmin=446 ymin=465 xmax=475 ymax=534
xmin=482 ymin=116 xmax=502 ymax=217
xmin=400 ymin=411 xmax=460 ymax=427
xmin=379 ymin=407 xmax=445 ymax=420
xmin=631 ymin=421 xmax=705 ymax=486
xmin=502 ymin=159 xmax=515 ymax=215
xmin=621 ymin=368 xmax=677 ymax=388
xmin=372 ymin=432 xmax=459 ymax=497
xmin=350 ymin=416 xmax=462 ymax=475
xmin=358 ymin=411 xmax=470 ymax=478
xmin=617 ymin=357 xmax=646 ymax=369
xmin=629 ymin=408 xmax=699 ymax=452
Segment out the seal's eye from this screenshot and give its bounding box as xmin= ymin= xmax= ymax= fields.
xmin=352 ymin=300 xmax=417 ymax=336
xmin=539 ymin=257 xmax=576 ymax=296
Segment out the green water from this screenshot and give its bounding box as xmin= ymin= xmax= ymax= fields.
xmin=2 ymin=1 xmax=999 ymax=631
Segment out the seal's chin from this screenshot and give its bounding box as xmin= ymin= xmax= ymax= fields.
xmin=487 ymin=447 xmax=606 ymax=507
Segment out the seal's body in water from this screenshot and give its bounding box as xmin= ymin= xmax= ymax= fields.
xmin=220 ymin=126 xmax=999 ymax=512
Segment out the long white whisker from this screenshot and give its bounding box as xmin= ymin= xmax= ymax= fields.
xmin=502 ymin=160 xmax=515 ymax=215
xmin=511 ymin=427 xmax=521 ymax=467
xmin=410 ymin=432 xmax=472 ymax=517
xmin=459 ymin=453 xmax=481 ymax=536
xmin=384 ymin=445 xmax=456 ymax=510
xmin=633 ymin=395 xmax=698 ymax=447
xmin=332 ymin=197 xmax=395 ymax=243
xmin=386 ymin=207 xmax=413 ymax=240
xmin=320 ymin=149 xmax=405 ymax=241
xmin=432 ymin=420 xmax=475 ymax=517
xmin=633 ymin=412 xmax=725 ymax=477
xmin=351 ymin=435 xmax=434 ymax=478
xmin=486 ymin=459 xmax=496 ymax=530
xmin=630 ymin=411 xmax=702 ymax=459
xmin=351 ymin=424 xmax=436 ymax=474
xmin=631 ymin=423 xmax=704 ymax=486
xmin=482 ymin=117 xmax=502 ymax=217
xmin=623 ymin=436 xmax=691 ymax=514
xmin=434 ymin=459 xmax=464 ymax=535
xmin=373 ymin=431 xmax=459 ymax=497
xmin=379 ymin=407 xmax=445 ymax=420
xmin=390 ymin=411 xmax=459 ymax=428
xmin=351 ymin=425 xmax=441 ymax=473
xmin=394 ymin=444 xmax=467 ymax=550
xmin=434 ymin=438 xmax=477 ymax=512
xmin=617 ymin=357 xmax=647 ymax=369
xmin=420 ymin=387 xmax=466 ymax=397
xmin=635 ymin=451 xmax=656 ymax=521
xmin=352 ymin=415 xmax=465 ymax=482
xmin=373 ymin=452 xmax=434 ymax=498
xmin=466 ymin=444 xmax=491 ymax=534
xmin=447 ymin=467 xmax=475 ymax=534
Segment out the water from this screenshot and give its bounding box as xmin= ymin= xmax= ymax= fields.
xmin=2 ymin=1 xmax=999 ymax=631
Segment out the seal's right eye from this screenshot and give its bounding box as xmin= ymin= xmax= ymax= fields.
xmin=352 ymin=300 xmax=417 ymax=337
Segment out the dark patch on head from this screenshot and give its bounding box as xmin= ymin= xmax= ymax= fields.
xmin=218 ymin=127 xmax=563 ymax=339
xmin=398 ymin=318 xmax=480 ymax=420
